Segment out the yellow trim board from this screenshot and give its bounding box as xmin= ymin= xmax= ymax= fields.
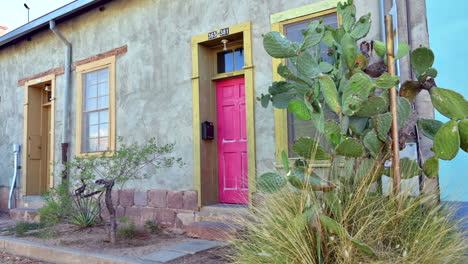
xmin=271 ymin=6 xmax=338 ymax=164
xmin=191 ymin=21 xmax=256 ymax=207
xmin=271 ymin=0 xmax=339 ymax=24
xmin=75 ymin=56 xmax=116 ymax=157
xmin=23 ymin=74 xmax=56 ymax=195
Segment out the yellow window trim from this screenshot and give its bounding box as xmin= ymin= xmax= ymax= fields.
xmin=23 ymin=74 xmax=56 ymax=194
xmin=271 ymin=6 xmax=338 ymax=164
xmin=271 ymin=0 xmax=339 ymax=24
xmin=191 ymin=21 xmax=256 ymax=207
xmin=75 ymin=56 xmax=116 ymax=157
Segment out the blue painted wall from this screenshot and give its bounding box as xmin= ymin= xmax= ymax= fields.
xmin=427 ymin=0 xmax=468 ymax=202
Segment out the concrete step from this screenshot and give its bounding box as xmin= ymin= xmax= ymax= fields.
xmin=195 ymin=204 xmax=248 ymax=223
xmin=9 ymin=208 xmax=39 ymax=222
xmin=184 ymin=221 xmax=239 ymax=241
xmin=21 ymin=195 xmax=44 ymax=209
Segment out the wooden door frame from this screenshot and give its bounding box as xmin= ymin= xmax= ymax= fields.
xmin=23 ymin=74 xmax=56 ymax=195
xmin=191 ymin=22 xmax=256 ymax=207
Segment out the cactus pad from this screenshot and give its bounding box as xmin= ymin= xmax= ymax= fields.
xmin=349 ymin=117 xmax=368 ymax=136
xmin=288 ymin=100 xmax=311 ymax=121
xmin=272 ymin=91 xmax=295 ymax=109
xmin=263 ymin=31 xmax=297 ymax=58
xmin=300 ymin=20 xmax=325 ymax=51
xmin=417 ymin=119 xmax=443 ymax=140
xmin=336 ymin=138 xmax=364 ymax=157
xmin=374 ymin=112 xmax=392 ymax=141
xmin=433 ymin=120 xmax=460 ymax=160
xmin=350 ymin=13 xmax=371 ymax=39
xmin=257 ymin=172 xmax=286 ymax=193
xmin=319 ymin=75 xmax=341 ymax=114
xmin=423 ymin=156 xmax=439 ymax=179
xmin=354 ymin=96 xmax=388 ymax=117
xmin=292 ymin=137 xmax=331 ymax=160
xmin=375 ymin=73 xmax=400 ymax=89
xmin=397 ymin=97 xmax=412 ymax=130
xmin=296 ymin=49 xmax=319 ymax=77
xmin=430 ymin=87 xmax=468 ymax=120
xmin=458 ymin=119 xmax=468 ymax=152
xmin=399 ymin=81 xmax=422 ymax=103
xmin=363 ymin=130 xmax=383 ymax=158
xmin=342 ymin=33 xmax=358 ymax=70
xmin=410 ymin=47 xmax=434 ymax=75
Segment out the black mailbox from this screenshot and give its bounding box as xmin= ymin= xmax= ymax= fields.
xmin=201 ymin=121 xmax=215 ymax=140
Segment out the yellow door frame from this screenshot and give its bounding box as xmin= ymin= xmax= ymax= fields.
xmin=192 ymin=21 xmax=256 ymax=206
xmin=271 ymin=1 xmax=339 ymax=164
xmin=23 ymin=74 xmax=56 ymax=195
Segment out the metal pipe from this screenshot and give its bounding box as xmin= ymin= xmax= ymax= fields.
xmin=385 ymin=15 xmax=401 ymax=195
xmin=379 ymin=0 xmax=386 ymax=41
xmin=50 ymin=20 xmax=71 ymax=180
xmin=8 ymin=144 xmax=20 ymax=209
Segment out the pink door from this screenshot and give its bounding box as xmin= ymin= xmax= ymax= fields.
xmin=216 ymin=77 xmax=248 ymax=204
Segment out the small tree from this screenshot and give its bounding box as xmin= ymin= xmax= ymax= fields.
xmin=67 ymin=137 xmax=183 ymax=244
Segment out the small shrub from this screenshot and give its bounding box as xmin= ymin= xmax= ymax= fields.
xmin=38 ymin=183 xmax=74 ymax=225
xmin=144 ymin=220 xmax=162 ymax=234
xmin=68 ymin=197 xmax=100 ymax=227
xmin=117 ymin=216 xmax=138 ymax=239
xmin=14 ymin=222 xmax=44 ymax=237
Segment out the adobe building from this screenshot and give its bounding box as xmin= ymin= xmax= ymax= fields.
xmin=0 ymin=0 xmax=432 ymax=235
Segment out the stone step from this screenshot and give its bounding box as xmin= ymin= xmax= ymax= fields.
xmin=196 ymin=204 xmax=249 ymax=223
xmin=20 ymin=195 xmax=44 ymax=209
xmin=9 ymin=208 xmax=39 ymax=222
xmin=184 ymin=221 xmax=239 ymax=241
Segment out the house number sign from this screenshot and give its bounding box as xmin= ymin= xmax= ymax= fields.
xmin=208 ymin=28 xmax=230 ymax=40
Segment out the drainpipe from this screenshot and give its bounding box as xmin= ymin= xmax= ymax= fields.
xmin=8 ymin=144 xmax=20 ymax=209
xmin=50 ymin=20 xmax=71 ymax=181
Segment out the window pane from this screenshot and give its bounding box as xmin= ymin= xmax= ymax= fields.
xmin=97 ymin=68 xmax=109 ymax=83
xmin=89 ymin=125 xmax=99 ymax=138
xmin=85 ymin=98 xmax=97 ymax=111
xmin=88 ymin=112 xmax=99 ymax=126
xmin=284 ymin=13 xmax=339 ymax=156
xmin=85 ymin=84 xmax=97 ymax=98
xmin=234 ymin=48 xmax=244 ymax=71
xmin=98 ymin=82 xmax=109 ymax=96
xmin=98 ymin=96 xmax=109 ymax=109
xmin=98 ymin=137 xmax=108 ymax=152
xmin=99 ymin=110 xmax=109 ymax=124
xmin=99 ymin=124 xmax=109 ymax=137
xmin=85 ymin=72 xmax=97 ymax=86
xmin=87 ymin=138 xmax=99 ymax=153
xmin=217 ymin=50 xmax=234 ymax=73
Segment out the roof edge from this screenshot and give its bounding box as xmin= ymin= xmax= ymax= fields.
xmin=0 ymin=0 xmax=110 ymax=48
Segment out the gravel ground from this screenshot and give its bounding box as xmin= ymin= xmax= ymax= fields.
xmin=0 ymin=251 xmax=48 ymax=264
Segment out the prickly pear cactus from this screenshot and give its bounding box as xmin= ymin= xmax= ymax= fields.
xmin=433 ymin=120 xmax=460 ymax=160
xmin=257 ymin=0 xmax=467 ymax=192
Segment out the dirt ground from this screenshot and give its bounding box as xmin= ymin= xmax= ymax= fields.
xmin=0 ymin=251 xmax=48 ymax=264
xmin=18 ymin=223 xmax=189 ymax=259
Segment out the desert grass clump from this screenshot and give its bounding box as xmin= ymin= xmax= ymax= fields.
xmin=231 ymin=162 xmax=467 ymax=264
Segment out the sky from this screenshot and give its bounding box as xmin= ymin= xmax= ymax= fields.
xmin=427 ymin=0 xmax=468 ymax=202
xmin=1 ymin=0 xmax=74 ymax=32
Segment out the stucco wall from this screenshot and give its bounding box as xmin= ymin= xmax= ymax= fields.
xmin=0 ymin=0 xmax=383 ymax=192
